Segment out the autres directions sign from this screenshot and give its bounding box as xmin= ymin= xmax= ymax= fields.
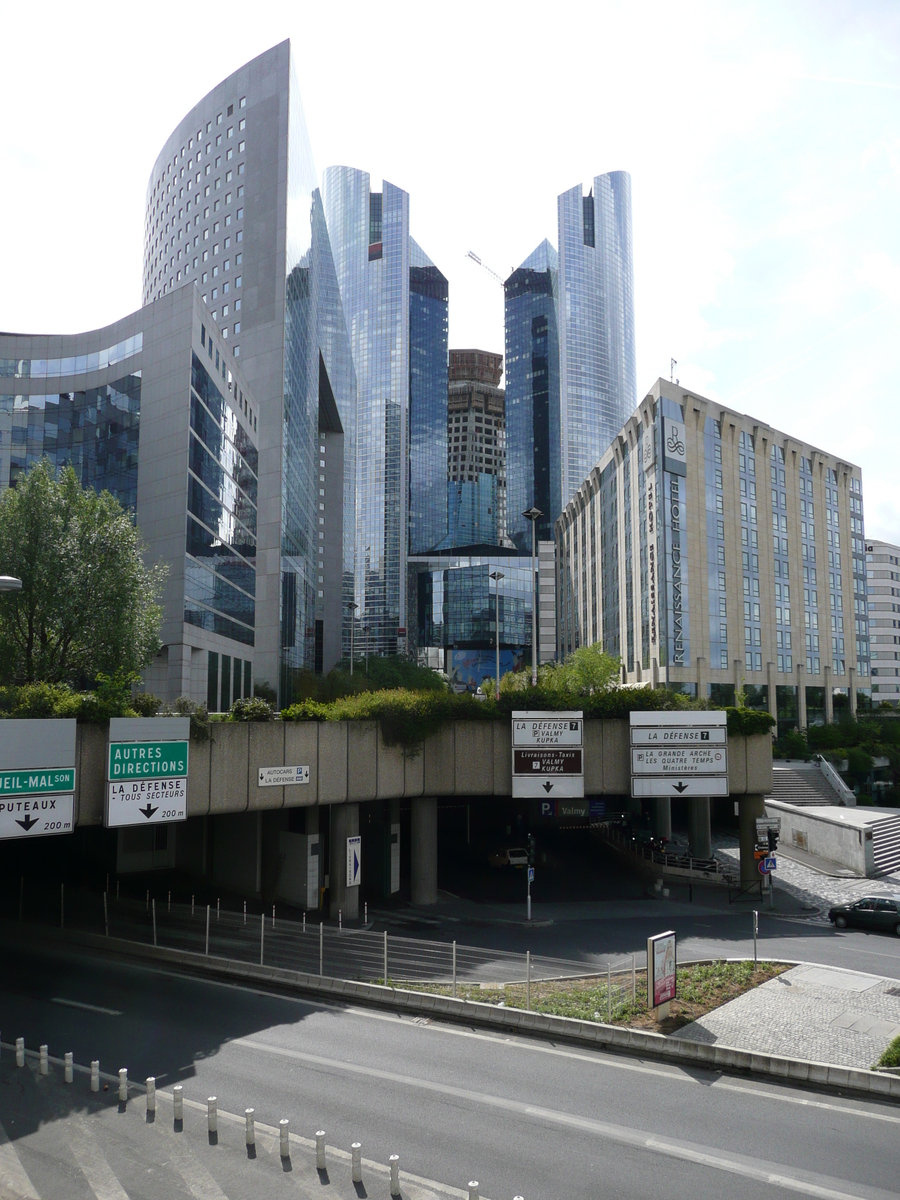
xmin=108 ymin=741 xmax=189 ymax=779
xmin=106 ymin=718 xmax=191 ymax=828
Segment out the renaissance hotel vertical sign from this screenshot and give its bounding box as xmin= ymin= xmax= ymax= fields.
xmin=105 ymin=717 xmax=191 ymax=828
xmin=662 ymin=417 xmax=687 ymax=668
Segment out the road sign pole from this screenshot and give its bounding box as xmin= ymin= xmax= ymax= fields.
xmin=752 ymin=910 xmax=758 ymax=965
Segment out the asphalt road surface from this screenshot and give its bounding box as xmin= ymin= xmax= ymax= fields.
xmin=1 ymin=940 xmax=899 ymax=1199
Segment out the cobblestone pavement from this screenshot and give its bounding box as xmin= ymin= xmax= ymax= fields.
xmin=0 ymin=1054 xmax=463 ymax=1200
xmin=713 ymin=835 xmax=900 ymax=920
xmin=674 ymin=962 xmax=900 ymax=1069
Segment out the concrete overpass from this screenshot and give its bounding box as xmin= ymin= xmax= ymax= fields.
xmin=59 ymin=719 xmax=773 ymax=915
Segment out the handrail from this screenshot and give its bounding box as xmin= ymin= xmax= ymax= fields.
xmin=815 ymin=754 xmax=856 ymax=807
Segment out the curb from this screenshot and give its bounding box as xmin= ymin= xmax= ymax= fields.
xmin=4 ymin=922 xmax=898 ymax=1103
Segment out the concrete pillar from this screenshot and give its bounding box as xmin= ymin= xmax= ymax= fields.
xmin=849 ymin=667 xmax=857 ymax=717
xmin=738 ymin=793 xmax=766 ymax=888
xmin=824 ymin=665 xmax=833 ymax=724
xmin=696 ymin=656 xmax=707 ymax=703
xmin=687 ymin=797 xmax=711 ymax=859
xmin=329 ymin=802 xmax=360 ymax=921
xmin=766 ymin=661 xmax=777 ymax=721
xmin=651 ymin=797 xmax=672 ymax=841
xmin=733 ymin=659 xmax=743 ymax=702
xmin=411 ymin=796 xmax=438 ymax=906
xmin=651 ymin=658 xmax=659 ymax=687
xmin=797 ymin=663 xmax=807 ymax=730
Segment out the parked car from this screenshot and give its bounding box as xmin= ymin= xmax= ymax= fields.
xmin=488 ymin=847 xmax=530 ymax=868
xmin=828 ymin=895 xmax=900 ymax=936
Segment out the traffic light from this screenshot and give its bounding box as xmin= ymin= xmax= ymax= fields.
xmin=767 ymin=827 xmax=779 ymax=852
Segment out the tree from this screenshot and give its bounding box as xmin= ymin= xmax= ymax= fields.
xmin=0 ymin=461 xmax=166 ymax=686
xmin=500 ymin=643 xmax=621 ymax=695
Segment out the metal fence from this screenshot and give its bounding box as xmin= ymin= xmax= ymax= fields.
xmin=7 ymin=882 xmax=645 ymax=1019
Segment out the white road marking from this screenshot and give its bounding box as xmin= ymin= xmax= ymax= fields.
xmin=67 ymin=1116 xmax=130 ymax=1200
xmin=230 ymin=1037 xmax=897 ymax=1199
xmin=0 ymin=1119 xmax=40 ymax=1200
xmin=157 ymin=1121 xmax=230 ymax=1200
xmin=51 ymin=998 xmax=122 ymax=1016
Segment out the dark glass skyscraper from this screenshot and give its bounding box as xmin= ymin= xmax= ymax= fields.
xmin=504 ymin=173 xmax=636 ymax=546
xmin=409 ymin=241 xmax=449 ymax=555
xmin=504 ymin=239 xmax=559 ymax=550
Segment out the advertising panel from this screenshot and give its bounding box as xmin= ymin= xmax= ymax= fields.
xmin=647 ymin=930 xmax=677 ymax=1008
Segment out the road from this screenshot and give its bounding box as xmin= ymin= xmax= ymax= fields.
xmin=1 ymin=940 xmax=898 ymax=1199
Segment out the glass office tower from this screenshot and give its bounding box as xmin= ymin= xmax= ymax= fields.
xmin=505 ymin=173 xmax=636 ymax=547
xmin=142 ymin=41 xmax=351 ymax=699
xmin=558 ymin=172 xmax=636 ymax=505
xmin=322 ymin=167 xmax=448 ymax=655
xmin=504 ymin=239 xmax=560 ymax=550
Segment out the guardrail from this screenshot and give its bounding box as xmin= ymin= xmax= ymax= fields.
xmin=815 ymin=754 xmax=858 ymax=806
xmin=599 ymin=821 xmax=736 ymax=884
xmin=7 ymin=882 xmax=643 ymax=1020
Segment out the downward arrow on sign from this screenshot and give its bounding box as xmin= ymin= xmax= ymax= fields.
xmin=542 ymin=782 xmax=554 ymax=793
xmin=15 ymin=815 xmax=39 ymax=832
xmin=672 ymin=782 xmax=689 ymax=793
xmin=139 ymin=805 xmax=158 ymax=820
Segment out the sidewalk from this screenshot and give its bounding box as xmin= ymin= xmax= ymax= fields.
xmin=713 ymin=835 xmax=900 ymax=919
xmin=674 ymin=961 xmax=900 ymax=1070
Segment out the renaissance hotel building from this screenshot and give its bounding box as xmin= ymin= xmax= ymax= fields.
xmin=555 ymin=378 xmax=871 ymax=735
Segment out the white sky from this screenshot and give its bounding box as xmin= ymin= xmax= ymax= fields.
xmin=3 ymin=0 xmax=899 ymax=540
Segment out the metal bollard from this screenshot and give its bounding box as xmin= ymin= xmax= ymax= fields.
xmin=191 ymin=894 xmax=195 ymax=915
xmin=389 ymin=1153 xmax=400 ymax=1196
xmin=146 ymin=1077 xmax=156 ymax=1113
xmin=243 ymin=901 xmax=247 ymax=925
xmin=364 ymin=901 xmax=368 ymax=924
xmin=118 ymin=1069 xmax=128 ymax=1103
xmin=104 ymin=891 xmax=109 ymax=938
xmin=91 ymin=1060 xmax=100 ymax=1092
xmin=64 ymin=1052 xmax=74 ymax=1083
xmin=279 ymin=1119 xmax=290 ymax=1158
xmin=302 ymin=912 xmax=306 ymax=934
xmin=168 ymin=890 xmax=171 ymax=913
xmin=146 ymin=889 xmax=149 ymax=913
xmin=15 ymin=1038 xmax=24 ymax=1068
xmin=40 ymin=1045 xmax=48 ymax=1075
xmin=207 ymin=1097 xmax=217 ymax=1134
xmin=351 ymin=1142 xmax=362 ymax=1184
xmin=245 ymin=1108 xmax=255 ymax=1146
xmin=272 ymin=904 xmax=275 ymax=929
xmin=217 ymin=898 xmax=220 ymax=920
xmin=468 ymin=1183 xmax=479 ymax=1200
xmin=173 ymin=1084 xmax=183 ymax=1121
xmin=152 ymin=899 xmax=157 ymax=947
xmin=315 ymin=1130 xmax=326 ymax=1170
xmin=339 ymin=908 xmax=342 ymax=932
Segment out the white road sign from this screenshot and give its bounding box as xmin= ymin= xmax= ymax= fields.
xmin=631 ymin=747 xmax=727 ymax=774
xmin=0 ymin=794 xmax=74 ymax=839
xmin=106 ymin=778 xmax=187 ymax=827
xmin=631 ymin=776 xmax=730 ymax=797
xmin=512 ymin=712 xmax=583 ymax=746
xmin=513 ymin=776 xmax=585 ymax=799
xmin=347 ymin=835 xmax=362 ymax=887
xmin=629 ymin=711 xmax=729 ymax=798
xmin=258 ymin=765 xmax=310 ymax=787
xmin=630 ymin=726 xmax=726 ymax=744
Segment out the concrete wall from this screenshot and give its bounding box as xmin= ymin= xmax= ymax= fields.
xmin=766 ymin=800 xmax=869 ymax=876
xmin=68 ymin=719 xmax=771 ymax=824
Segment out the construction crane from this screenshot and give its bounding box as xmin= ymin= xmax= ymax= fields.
xmin=466 ymin=251 xmax=506 ymax=287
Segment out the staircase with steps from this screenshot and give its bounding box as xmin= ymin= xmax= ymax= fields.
xmin=767 ymin=762 xmax=844 ymax=807
xmin=871 ymin=813 xmax=900 ymax=875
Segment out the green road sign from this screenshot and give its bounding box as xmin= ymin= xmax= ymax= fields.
xmin=0 ymin=768 xmax=76 ymax=796
xmin=108 ymin=740 xmax=189 ymax=780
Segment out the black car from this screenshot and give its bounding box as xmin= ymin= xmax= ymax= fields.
xmin=828 ymin=895 xmax=900 ymax=936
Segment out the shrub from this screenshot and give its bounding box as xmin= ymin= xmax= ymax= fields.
xmin=229 ymin=696 xmax=276 ymax=721
xmin=253 ymin=679 xmax=278 ymax=704
xmin=132 ymin=692 xmax=162 ymax=717
xmin=878 ymin=1034 xmax=900 ymax=1069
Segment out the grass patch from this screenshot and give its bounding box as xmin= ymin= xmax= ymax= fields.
xmin=380 ymin=960 xmax=788 ymax=1034
xmin=877 ymin=1035 xmax=900 ymax=1068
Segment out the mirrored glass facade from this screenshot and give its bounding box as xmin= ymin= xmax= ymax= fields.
xmin=504 ymin=240 xmax=559 ymax=550
xmin=0 ymin=375 xmax=140 ymax=502
xmin=557 ymin=172 xmax=636 ymax=506
xmin=323 ymin=167 xmax=448 ymax=656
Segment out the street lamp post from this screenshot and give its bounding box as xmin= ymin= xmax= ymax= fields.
xmin=347 ymin=602 xmax=358 ymax=675
xmin=489 ymin=570 xmax=504 ymax=700
xmin=522 ymin=507 xmax=543 ymax=687
xmin=0 ymin=576 xmax=23 ymax=591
